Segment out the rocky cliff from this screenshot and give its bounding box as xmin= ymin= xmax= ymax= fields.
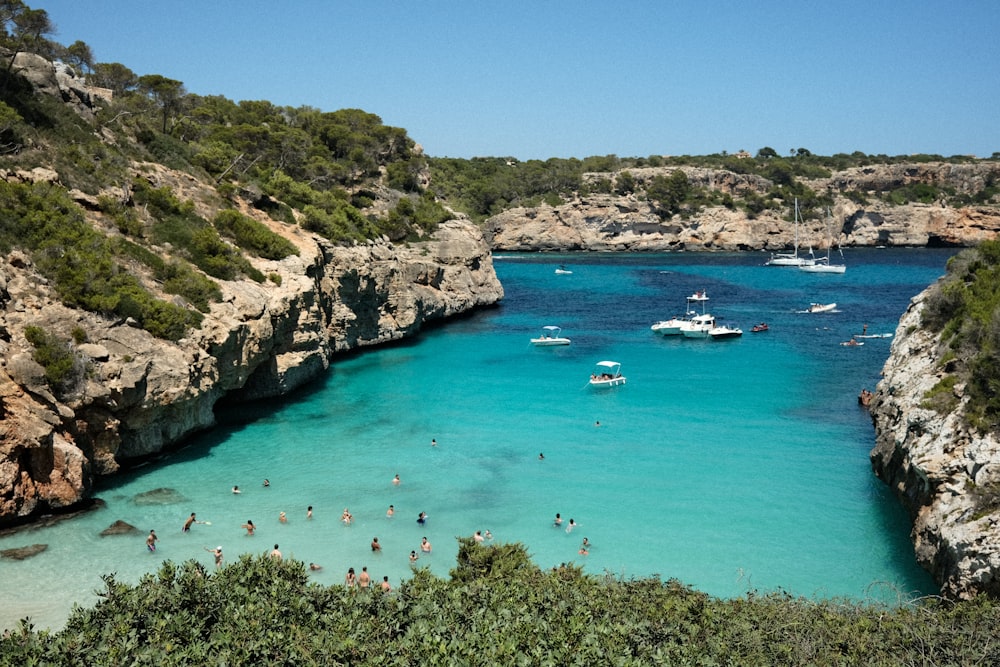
xmin=869 ymin=292 xmax=1000 ymax=599
xmin=0 ymin=190 xmax=503 ymax=527
xmin=487 ymin=164 xmax=1000 ymax=252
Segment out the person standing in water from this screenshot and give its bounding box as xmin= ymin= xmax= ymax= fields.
xmin=205 ymin=545 xmax=223 ymax=568
xmin=183 ymin=513 xmax=197 ymax=532
xmin=242 ymin=520 xmax=255 ymax=536
xmin=146 ymin=529 xmax=158 ymax=552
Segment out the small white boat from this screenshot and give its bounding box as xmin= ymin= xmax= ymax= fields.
xmin=554 ymin=265 xmax=573 ymax=275
xmin=651 ymin=315 xmax=690 ymax=336
xmin=530 ymin=325 xmax=571 ymax=346
xmin=681 ymin=313 xmax=716 ymax=338
xmin=808 ymin=303 xmax=837 ymax=313
xmin=687 ymin=290 xmax=709 ymax=302
xmin=589 ymin=360 xmax=626 ymax=387
xmin=708 ymin=324 xmax=743 ymax=339
xmin=855 ymin=333 xmax=893 ymax=339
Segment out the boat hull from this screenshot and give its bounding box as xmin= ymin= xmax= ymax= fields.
xmin=800 ymin=264 xmax=846 ymax=274
xmin=651 ymin=319 xmax=686 ymax=335
xmin=808 ymin=303 xmax=837 ymax=313
xmin=530 ymin=338 xmax=571 ymax=346
xmin=589 ymin=376 xmax=626 ymax=387
xmin=766 ymin=255 xmax=815 ymax=267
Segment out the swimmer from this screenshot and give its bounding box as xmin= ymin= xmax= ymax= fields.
xmin=263 ymin=479 xmax=270 ymax=487
xmin=371 ymin=537 xmax=382 ymax=552
xmin=146 ymin=529 xmax=158 ymax=552
xmin=421 ymin=536 xmax=432 ymax=553
xmin=386 ymin=504 xmax=394 ymax=518
xmin=595 ymin=421 xmax=601 ymax=427
xmin=205 ymin=545 xmax=223 ymax=568
xmin=409 ymin=550 xmax=418 ymax=563
xmin=566 ymin=518 xmax=577 ymax=533
xmin=232 ymin=485 xmax=240 ymax=494
xmin=553 ymin=513 xmax=563 ymax=527
xmin=484 ymin=530 xmax=493 ymax=541
xmin=381 ymin=575 xmax=392 ymax=592
xmin=431 ymin=438 xmax=437 ymax=447
xmin=307 ymin=505 xmax=313 ymax=519
xmin=183 ymin=513 xmax=197 ymax=532
xmin=270 ymin=544 xmax=282 ymax=561
xmin=393 ymin=474 xmax=401 ymax=486
xmin=417 ymin=512 xmax=427 ymax=525
xmin=242 ymin=519 xmax=255 ymax=536
xmin=345 ymin=567 xmax=357 ymax=587
xmin=279 ymin=511 xmax=287 ymax=523
xmin=359 ymin=566 xmax=371 ymax=588
xmin=341 ymin=508 xmax=353 ymax=525
xmin=309 ymin=562 xmax=322 ymax=571
xmin=538 ymin=453 xmax=545 ymax=460
xmin=581 ymin=537 xmax=591 ymax=550
xmin=473 ymin=530 xmax=484 ymax=543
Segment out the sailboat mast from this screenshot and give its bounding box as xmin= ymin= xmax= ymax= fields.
xmin=793 ymin=198 xmax=800 ymax=256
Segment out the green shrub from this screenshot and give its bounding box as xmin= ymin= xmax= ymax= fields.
xmin=213 ymin=209 xmax=298 ymax=260
xmin=23 ymin=325 xmax=86 ymax=394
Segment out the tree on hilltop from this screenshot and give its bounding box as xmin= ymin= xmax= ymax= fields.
xmin=138 ymin=73 xmax=185 ymax=133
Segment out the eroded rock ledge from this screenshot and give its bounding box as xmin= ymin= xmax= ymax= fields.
xmin=870 ymin=292 xmax=1000 ymax=599
xmin=0 ymin=219 xmax=503 ymax=528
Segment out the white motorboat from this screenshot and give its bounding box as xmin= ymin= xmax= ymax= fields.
xmin=808 ymin=302 xmax=837 ymax=313
xmin=651 ymin=291 xmax=707 ymax=335
xmin=554 ymin=265 xmax=573 ymax=275
xmin=680 ymin=313 xmax=716 ymax=338
xmin=766 ymin=198 xmax=815 ymax=267
xmin=530 ymin=325 xmax=571 ymax=346
xmin=708 ymin=324 xmax=743 ymax=339
xmin=589 ymin=360 xmax=626 ymax=387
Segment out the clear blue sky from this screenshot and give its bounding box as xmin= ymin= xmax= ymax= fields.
xmin=34 ymin=0 xmax=1000 ymax=160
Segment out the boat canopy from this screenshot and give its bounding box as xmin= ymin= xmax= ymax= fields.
xmin=594 ymin=360 xmax=621 ymax=372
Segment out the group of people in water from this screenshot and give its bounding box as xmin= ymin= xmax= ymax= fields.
xmin=152 ymin=437 xmax=591 ymax=587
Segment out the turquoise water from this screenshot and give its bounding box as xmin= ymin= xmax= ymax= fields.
xmin=0 ymin=249 xmax=951 ymax=631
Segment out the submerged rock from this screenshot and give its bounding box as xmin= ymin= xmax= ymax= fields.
xmin=99 ymin=520 xmax=140 ymax=536
xmin=0 ymin=543 xmax=47 ymax=560
xmin=132 ymin=488 xmax=187 ymax=506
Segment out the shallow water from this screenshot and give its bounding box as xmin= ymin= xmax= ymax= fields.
xmin=0 ymin=249 xmax=950 ymax=631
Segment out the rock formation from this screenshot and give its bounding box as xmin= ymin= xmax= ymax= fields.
xmin=870 ymin=291 xmax=1000 ymax=599
xmin=0 ymin=201 xmax=503 ymax=528
xmin=487 ymin=164 xmax=1000 ymax=252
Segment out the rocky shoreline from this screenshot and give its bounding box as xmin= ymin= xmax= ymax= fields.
xmin=0 ymin=214 xmax=504 ymax=529
xmin=869 ymin=290 xmax=1000 ymax=599
xmin=486 ymin=163 xmax=1000 ymax=252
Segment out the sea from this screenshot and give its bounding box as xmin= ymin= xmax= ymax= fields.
xmin=0 ymin=248 xmax=955 ymax=631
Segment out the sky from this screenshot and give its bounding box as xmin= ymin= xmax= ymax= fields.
xmin=32 ymin=1 xmax=1000 ymax=160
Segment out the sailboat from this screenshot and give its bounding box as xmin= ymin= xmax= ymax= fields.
xmin=799 ymin=209 xmax=846 ymax=274
xmin=766 ymin=198 xmax=815 ymax=267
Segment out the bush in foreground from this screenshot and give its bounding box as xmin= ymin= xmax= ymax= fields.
xmin=2 ymin=539 xmax=999 ymax=665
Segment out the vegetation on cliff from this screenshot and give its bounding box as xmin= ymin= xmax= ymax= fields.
xmin=1 ymin=0 xmax=453 ymax=344
xmin=3 ymin=539 xmax=999 ymax=664
xmin=922 ymin=239 xmax=1000 ymax=432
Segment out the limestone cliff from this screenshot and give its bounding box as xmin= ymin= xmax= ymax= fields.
xmin=870 ymin=292 xmax=1000 ymax=599
xmin=0 ymin=207 xmax=503 ymax=527
xmin=487 ymin=164 xmax=1000 ymax=252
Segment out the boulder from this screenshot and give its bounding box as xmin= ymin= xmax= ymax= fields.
xmin=99 ymin=520 xmax=140 ymax=536
xmin=0 ymin=543 xmax=47 ymax=560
